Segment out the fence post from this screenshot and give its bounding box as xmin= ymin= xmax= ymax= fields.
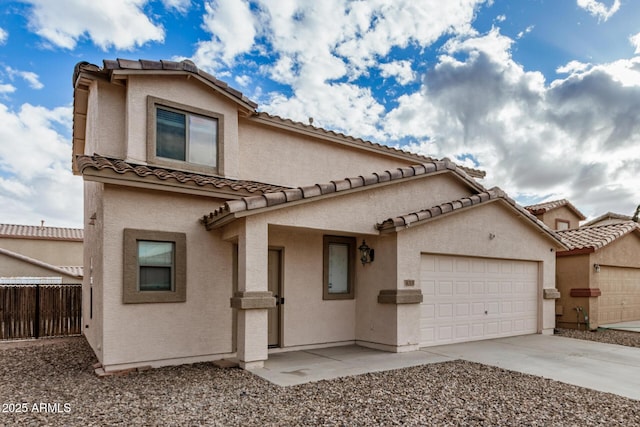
xmin=34 ymin=285 xmax=40 ymax=339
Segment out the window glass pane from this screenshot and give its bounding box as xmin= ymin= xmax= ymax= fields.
xmin=328 ymin=243 xmax=349 ymax=294
xmin=138 ymin=241 xmax=174 ymax=266
xmin=139 ymin=267 xmax=172 ymax=291
xmin=157 ymin=108 xmax=186 ymax=161
xmin=188 ymin=115 xmax=217 ymax=167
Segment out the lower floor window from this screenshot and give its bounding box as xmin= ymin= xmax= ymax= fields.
xmin=323 ymin=235 xmax=355 ymax=300
xmin=123 ymin=229 xmax=186 ymax=303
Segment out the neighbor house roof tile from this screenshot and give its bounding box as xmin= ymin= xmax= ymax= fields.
xmin=0 ymin=224 xmax=83 ymax=241
xmin=556 ymin=221 xmax=640 ymax=253
xmin=77 ymin=155 xmax=291 ymax=195
xmin=525 ymin=199 xmax=586 ymax=220
xmin=581 ymin=212 xmax=632 ymax=227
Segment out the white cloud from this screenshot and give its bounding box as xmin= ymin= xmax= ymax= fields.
xmin=556 ymin=60 xmax=591 ymax=75
xmin=192 ymin=0 xmax=257 ymax=68
xmin=0 ymin=102 xmax=82 ymax=227
xmin=516 ymin=25 xmax=534 ymax=39
xmin=0 ymin=27 xmax=7 ymax=44
xmin=379 ymin=60 xmax=416 ymax=85
xmin=161 ymin=0 xmax=191 ymax=13
xmin=630 ymin=32 xmax=640 ymax=54
xmin=24 ymin=0 xmax=165 ymax=50
xmin=383 ymin=27 xmax=640 ymax=218
xmin=576 ymin=0 xmax=621 ymax=22
xmin=0 ymin=83 xmax=16 ymax=94
xmin=5 ymin=67 xmax=44 ymax=90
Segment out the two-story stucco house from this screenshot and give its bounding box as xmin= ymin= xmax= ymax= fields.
xmin=72 ymin=59 xmax=566 ymax=373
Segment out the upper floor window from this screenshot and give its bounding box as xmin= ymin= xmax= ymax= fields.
xmin=555 ymin=219 xmax=570 ymax=230
xmin=148 ymin=96 xmax=224 ymax=174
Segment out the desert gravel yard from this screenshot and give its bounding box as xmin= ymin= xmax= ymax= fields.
xmin=1 ymin=335 xmax=639 ymax=426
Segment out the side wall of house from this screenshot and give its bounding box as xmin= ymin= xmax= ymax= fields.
xmin=0 ymin=238 xmax=82 ymax=267
xmin=238 ymin=119 xmax=421 ymax=187
xmin=83 ymin=180 xmax=105 ymax=361
xmin=99 ymin=185 xmax=235 ymax=371
xmin=0 ymin=255 xmax=80 ymax=283
xmin=85 ymin=79 xmax=126 ymax=159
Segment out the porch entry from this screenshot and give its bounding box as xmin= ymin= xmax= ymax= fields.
xmin=268 ymin=248 xmax=282 ymax=347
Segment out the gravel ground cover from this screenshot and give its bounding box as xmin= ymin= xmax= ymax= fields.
xmin=1 ymin=337 xmax=639 ymax=426
xmin=555 ymin=327 xmax=640 ymax=348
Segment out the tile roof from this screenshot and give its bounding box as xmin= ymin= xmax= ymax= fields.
xmin=77 ymin=155 xmax=292 ymax=195
xmin=0 ymin=223 xmax=83 ymax=241
xmin=58 ymin=266 xmax=84 ymax=276
xmin=74 ymin=59 xmax=258 ymax=109
xmin=251 ymin=112 xmax=486 ymax=179
xmin=556 ymin=221 xmax=640 ymax=253
xmin=203 ymin=160 xmax=482 ymax=229
xmin=0 ymin=247 xmax=83 ymax=278
xmin=581 ymin=212 xmax=632 ymax=227
xmin=525 ymin=199 xmax=586 ymax=220
xmin=375 ymin=188 xmax=564 ymax=246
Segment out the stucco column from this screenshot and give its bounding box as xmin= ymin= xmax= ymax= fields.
xmin=232 ymin=216 xmax=272 ymax=369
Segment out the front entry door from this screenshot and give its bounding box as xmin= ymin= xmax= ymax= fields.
xmin=268 ymin=249 xmax=282 ymax=347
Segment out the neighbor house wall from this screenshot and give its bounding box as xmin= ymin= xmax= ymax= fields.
xmin=98 ymin=185 xmax=236 ymax=371
xmin=0 ymin=238 xmax=82 ymax=267
xmin=555 ymin=254 xmax=591 ymax=329
xmin=538 ymin=206 xmax=582 ymax=230
xmin=0 ymin=255 xmax=80 ymax=283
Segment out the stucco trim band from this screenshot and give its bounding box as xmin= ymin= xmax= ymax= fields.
xmin=570 ymin=288 xmax=602 ymax=297
xmin=543 ymin=288 xmax=561 ymax=299
xmin=230 ymin=291 xmax=275 ymax=309
xmin=377 ymin=289 xmax=423 ymax=304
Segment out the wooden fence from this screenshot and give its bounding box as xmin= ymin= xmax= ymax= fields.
xmin=0 ymin=284 xmax=82 ymax=340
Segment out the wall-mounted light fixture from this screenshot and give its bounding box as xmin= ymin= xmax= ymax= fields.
xmin=594 ymin=263 xmax=601 ymax=273
xmin=358 ymin=240 xmax=375 ymax=266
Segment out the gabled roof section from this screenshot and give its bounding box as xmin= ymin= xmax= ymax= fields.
xmin=376 ymin=188 xmax=566 ymax=247
xmin=202 ymin=160 xmax=483 ymax=229
xmin=581 ymin=212 xmax=632 ymax=227
xmin=0 ymin=223 xmax=83 ymax=241
xmin=525 ymin=199 xmax=586 ymax=220
xmin=556 ymin=221 xmax=640 ymax=255
xmin=77 ymin=155 xmax=291 ymax=197
xmin=250 ymin=112 xmax=486 ymax=179
xmin=0 ymin=247 xmax=83 ymax=279
xmin=74 ymin=59 xmax=258 ymax=110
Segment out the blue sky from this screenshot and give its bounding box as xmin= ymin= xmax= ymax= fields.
xmin=0 ymin=0 xmax=639 ymax=227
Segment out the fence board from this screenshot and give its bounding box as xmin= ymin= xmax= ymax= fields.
xmin=0 ymin=284 xmax=81 ymax=340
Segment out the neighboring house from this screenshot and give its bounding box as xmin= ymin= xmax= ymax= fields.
xmin=72 ymin=59 xmax=566 ymax=373
xmin=554 ymin=221 xmax=640 ymax=329
xmin=582 ymin=212 xmax=632 ymax=227
xmin=525 ymin=199 xmax=586 ymax=230
xmin=0 ymin=223 xmax=83 ymax=283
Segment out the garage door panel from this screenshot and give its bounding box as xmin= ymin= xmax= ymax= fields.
xmin=420 ymin=254 xmax=538 ymax=347
xmin=598 ymin=266 xmax=640 ymax=325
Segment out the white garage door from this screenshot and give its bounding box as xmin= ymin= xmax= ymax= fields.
xmin=420 ymin=254 xmax=538 ymax=347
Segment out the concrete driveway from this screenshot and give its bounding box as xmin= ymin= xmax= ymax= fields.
xmin=253 ymin=334 xmax=640 ymax=400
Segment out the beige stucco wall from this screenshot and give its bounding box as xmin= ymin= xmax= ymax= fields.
xmin=398 ymin=201 xmax=560 ymax=337
xmin=538 ymin=206 xmax=582 ymax=230
xmin=97 ymin=185 xmax=235 ymax=370
xmin=85 ymin=79 xmax=126 ymax=159
xmin=556 ymin=233 xmax=640 ymax=329
xmin=238 ymin=119 xmax=425 ymax=186
xmin=83 ymin=181 xmax=105 ymax=361
xmin=0 ymin=254 xmax=80 ymax=283
xmin=0 ymin=238 xmax=82 ymax=267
